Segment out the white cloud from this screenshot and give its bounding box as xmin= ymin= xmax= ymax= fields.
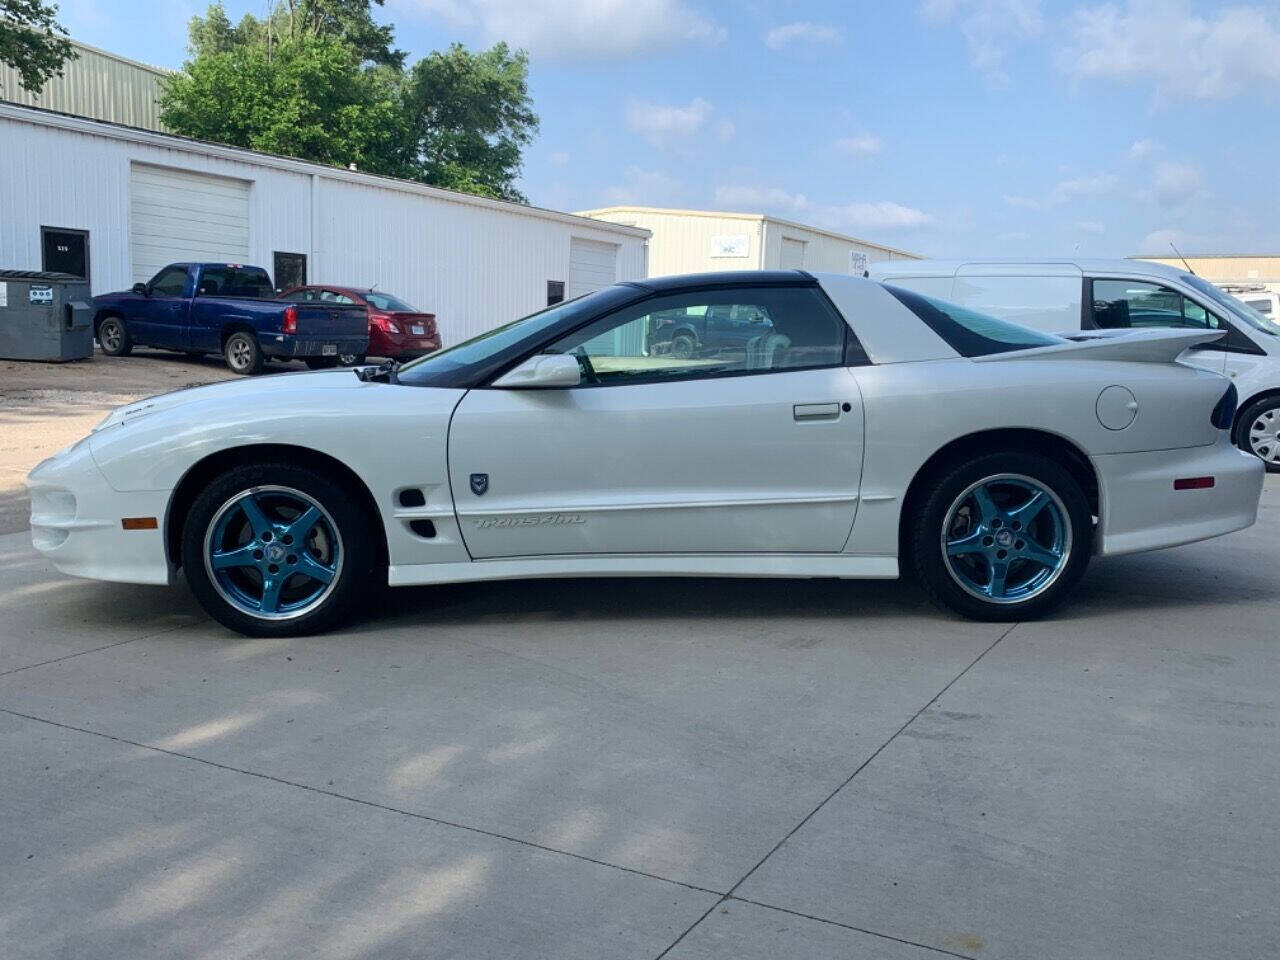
xmin=1138 ymin=226 xmax=1222 ymax=253
xmin=836 ymin=134 xmax=883 ymax=156
xmin=1003 ymin=193 xmax=1041 ymax=209
xmin=549 ymin=151 xmax=570 ymax=167
xmin=398 ymin=0 xmax=726 ymax=59
xmin=1077 ymin=220 xmax=1106 ymax=234
xmin=1059 ymin=0 xmax=1280 ymax=99
xmin=1049 ymin=172 xmax=1118 ymax=205
xmin=713 ymin=185 xmax=933 ymax=231
xmin=1127 ymin=138 xmax=1161 ymax=160
xmin=603 ymin=167 xmax=686 ymax=205
xmin=920 ymin=0 xmax=1044 ymax=81
xmin=1152 ymin=161 xmax=1202 ymax=207
xmin=626 ymin=97 xmax=729 ymax=147
xmin=764 ymin=21 xmax=844 ymax=49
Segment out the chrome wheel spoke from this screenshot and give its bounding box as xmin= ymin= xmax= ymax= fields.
xmin=946 ymin=528 xmax=986 ymax=556
xmin=285 ymin=505 xmax=321 ymax=541
xmin=238 ymin=495 xmax=272 ymax=535
xmin=1007 ymin=490 xmax=1048 ymax=524
xmin=1021 ymin=540 xmax=1062 ymax=569
xmin=972 ymin=484 xmax=998 ymax=523
xmin=985 ymin=561 xmax=1009 ymax=599
xmin=259 ymin=575 xmax=284 ymax=614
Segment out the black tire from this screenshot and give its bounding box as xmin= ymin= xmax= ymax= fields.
xmin=669 ymin=333 xmax=697 ymax=359
xmin=97 ymin=315 xmax=133 ymax=357
xmin=911 ymin=451 xmax=1092 ymax=622
xmin=1235 ymin=395 xmax=1280 ymax=473
xmin=304 ymin=357 xmax=339 ymax=370
xmin=224 ymin=331 xmax=264 ymax=375
xmin=181 ymin=462 xmax=377 ymax=637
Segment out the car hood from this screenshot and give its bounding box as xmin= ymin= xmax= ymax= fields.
xmin=93 ymin=369 xmax=368 ymax=431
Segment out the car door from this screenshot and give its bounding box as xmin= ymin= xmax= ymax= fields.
xmin=1087 ymin=277 xmax=1229 ymax=374
xmin=130 ymin=265 xmax=190 ymax=348
xmin=447 ymin=284 xmax=865 ymax=559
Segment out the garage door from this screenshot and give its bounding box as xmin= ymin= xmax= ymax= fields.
xmin=567 ymin=237 xmax=618 ymax=300
xmin=780 ymin=237 xmax=807 ymax=270
xmin=130 ymin=164 xmax=251 ymax=284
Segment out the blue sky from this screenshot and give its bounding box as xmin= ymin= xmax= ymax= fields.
xmin=56 ymin=0 xmax=1278 ymax=258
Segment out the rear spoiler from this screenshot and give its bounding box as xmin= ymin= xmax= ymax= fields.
xmin=974 ymin=328 xmax=1225 ymax=364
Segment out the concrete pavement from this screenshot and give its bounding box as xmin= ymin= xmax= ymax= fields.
xmin=1 ymin=477 xmax=1277 ymax=958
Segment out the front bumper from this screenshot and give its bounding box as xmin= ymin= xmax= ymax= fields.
xmin=1093 ymin=438 xmax=1264 ymax=557
xmin=26 ymin=439 xmax=172 ymax=585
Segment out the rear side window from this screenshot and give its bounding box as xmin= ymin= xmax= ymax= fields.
xmin=196 ymin=266 xmax=275 ymax=299
xmin=884 ymin=284 xmax=1062 ymax=356
xmin=1090 ymin=279 xmax=1226 ymax=331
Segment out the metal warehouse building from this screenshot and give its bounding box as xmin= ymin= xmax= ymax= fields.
xmin=0 ymin=103 xmax=649 ymax=345
xmin=576 ymin=206 xmax=919 ymax=278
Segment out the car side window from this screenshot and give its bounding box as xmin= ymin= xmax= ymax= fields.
xmin=149 ymin=266 xmax=189 ymax=297
xmin=282 ymin=289 xmax=316 ymax=302
xmin=541 ymin=286 xmax=850 ymax=386
xmin=1091 ymin=279 xmax=1224 ymax=330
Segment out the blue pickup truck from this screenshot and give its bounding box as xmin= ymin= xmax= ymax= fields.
xmin=91 ymin=263 xmax=369 ymax=375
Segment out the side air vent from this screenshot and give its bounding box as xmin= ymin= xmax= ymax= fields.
xmin=398 ymin=488 xmax=427 ymax=508
xmin=408 ymin=519 xmax=436 ymax=539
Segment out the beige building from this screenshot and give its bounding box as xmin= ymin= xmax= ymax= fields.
xmin=577 ymin=206 xmax=919 ymax=277
xmin=0 ymin=39 xmax=170 ymax=132
xmin=1136 ymin=255 xmax=1280 ymax=293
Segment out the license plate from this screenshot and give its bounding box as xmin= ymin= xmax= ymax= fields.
xmin=411 ymin=325 xmax=425 ymax=335
xmin=321 ymin=344 xmax=337 ymax=356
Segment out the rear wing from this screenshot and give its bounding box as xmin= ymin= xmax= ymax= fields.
xmin=973 ymin=328 xmax=1225 ymax=364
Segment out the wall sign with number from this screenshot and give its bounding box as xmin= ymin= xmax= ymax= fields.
xmin=711 ymin=235 xmax=750 ymax=258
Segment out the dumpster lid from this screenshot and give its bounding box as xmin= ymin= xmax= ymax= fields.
xmin=0 ymin=270 xmax=83 ymax=282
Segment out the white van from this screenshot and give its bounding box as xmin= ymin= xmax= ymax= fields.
xmin=1220 ymin=284 xmax=1280 ymax=320
xmin=868 ymin=259 xmax=1280 ymax=471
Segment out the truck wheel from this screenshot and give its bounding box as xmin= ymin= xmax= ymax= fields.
xmin=97 ymin=316 xmax=133 ymax=357
xmin=181 ymin=462 xmax=376 ymax=637
xmin=670 ymin=333 xmax=697 ymax=359
xmin=224 ymin=331 xmax=264 ymax=375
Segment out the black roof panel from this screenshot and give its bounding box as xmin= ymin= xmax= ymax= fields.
xmin=625 ymin=270 xmax=813 ymax=293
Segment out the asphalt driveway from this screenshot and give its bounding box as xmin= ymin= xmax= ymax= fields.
xmin=1 ymin=476 xmax=1277 ymax=958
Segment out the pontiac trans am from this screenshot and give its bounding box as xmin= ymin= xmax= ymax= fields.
xmin=27 ymin=271 xmax=1264 ymax=637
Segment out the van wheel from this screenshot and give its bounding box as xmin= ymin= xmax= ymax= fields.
xmin=912 ymin=451 xmax=1092 ymax=621
xmin=97 ymin=316 xmax=132 ymax=357
xmin=1237 ymin=396 xmax=1280 ymax=472
xmin=224 ymin=331 xmax=264 ymax=375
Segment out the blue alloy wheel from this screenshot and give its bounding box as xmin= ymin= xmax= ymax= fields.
xmin=203 ymin=485 xmax=344 ymax=620
xmin=940 ymin=473 xmax=1072 ymax=604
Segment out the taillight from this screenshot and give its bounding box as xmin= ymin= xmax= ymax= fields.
xmin=282 ymin=305 xmax=297 ymax=334
xmin=371 ymin=313 xmax=401 ymax=334
xmin=1211 ymin=382 xmax=1237 ymax=429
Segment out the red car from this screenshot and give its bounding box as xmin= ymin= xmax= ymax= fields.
xmin=280 ymin=285 xmax=441 ymax=362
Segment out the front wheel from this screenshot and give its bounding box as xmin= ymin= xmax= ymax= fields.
xmin=181 ymin=463 xmax=376 ymax=637
xmin=97 ymin=316 xmax=133 ymax=357
xmin=1237 ymin=396 xmax=1280 ymax=473
xmin=911 ymin=452 xmax=1092 ymax=621
xmin=224 ymin=331 xmax=264 ymax=375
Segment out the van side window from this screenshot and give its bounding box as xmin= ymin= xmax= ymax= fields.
xmin=1091 ymin=280 xmax=1224 ymax=331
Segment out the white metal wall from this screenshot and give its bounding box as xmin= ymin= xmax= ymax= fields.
xmin=0 ymin=41 xmax=170 ymax=132
xmin=0 ymin=105 xmax=649 ymax=345
xmin=130 ymin=164 xmax=251 ymax=282
xmin=759 ymin=220 xmax=915 ymax=273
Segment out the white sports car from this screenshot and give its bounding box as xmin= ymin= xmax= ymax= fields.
xmin=28 ymin=271 xmax=1264 ymax=637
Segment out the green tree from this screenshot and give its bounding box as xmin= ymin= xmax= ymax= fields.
xmin=162 ymin=3 xmax=538 ymax=202
xmin=399 ymin=43 xmax=538 ymax=202
xmin=0 ymin=0 xmax=76 ymax=94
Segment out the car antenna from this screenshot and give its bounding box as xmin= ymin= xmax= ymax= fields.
xmin=1170 ymin=241 xmax=1196 ymax=275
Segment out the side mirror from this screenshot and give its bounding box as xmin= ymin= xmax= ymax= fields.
xmin=492 ymin=353 xmax=582 ymax=389
xmin=131 ymin=282 xmax=149 ymax=296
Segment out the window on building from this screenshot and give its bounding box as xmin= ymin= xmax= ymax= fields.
xmin=547 ymin=280 xmax=565 ymax=306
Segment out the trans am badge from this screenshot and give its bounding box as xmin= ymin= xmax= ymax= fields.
xmin=469 ymin=473 xmax=489 ymax=496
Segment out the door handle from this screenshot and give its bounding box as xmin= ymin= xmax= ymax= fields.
xmin=793 ymin=402 xmax=841 ymax=422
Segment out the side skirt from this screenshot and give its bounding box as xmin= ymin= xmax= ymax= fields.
xmin=387 ymin=553 xmax=899 ymax=587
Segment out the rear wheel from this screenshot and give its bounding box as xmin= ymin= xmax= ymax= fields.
xmin=224 ymin=331 xmax=264 ymax=375
xmin=97 ymin=316 xmax=132 ymax=357
xmin=669 ymin=333 xmax=697 ymax=359
xmin=912 ymin=452 xmax=1091 ymax=621
xmin=1237 ymin=396 xmax=1280 ymax=473
xmin=181 ymin=463 xmax=376 ymax=637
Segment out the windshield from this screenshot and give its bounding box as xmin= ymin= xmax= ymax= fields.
xmin=1181 ymin=274 xmax=1280 ymax=338
xmin=883 ymin=284 xmax=1063 ymax=356
xmin=364 ymin=292 xmax=418 ymax=312
xmin=396 ymin=285 xmax=642 ymax=388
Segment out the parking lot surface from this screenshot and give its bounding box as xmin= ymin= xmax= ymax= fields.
xmin=1 ymin=468 xmax=1277 ymax=958
xmin=3 ymin=354 xmax=1279 ymax=958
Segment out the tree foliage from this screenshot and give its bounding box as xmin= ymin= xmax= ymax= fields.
xmin=161 ymin=1 xmax=538 ymax=202
xmin=0 ymin=0 xmax=76 ymax=94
